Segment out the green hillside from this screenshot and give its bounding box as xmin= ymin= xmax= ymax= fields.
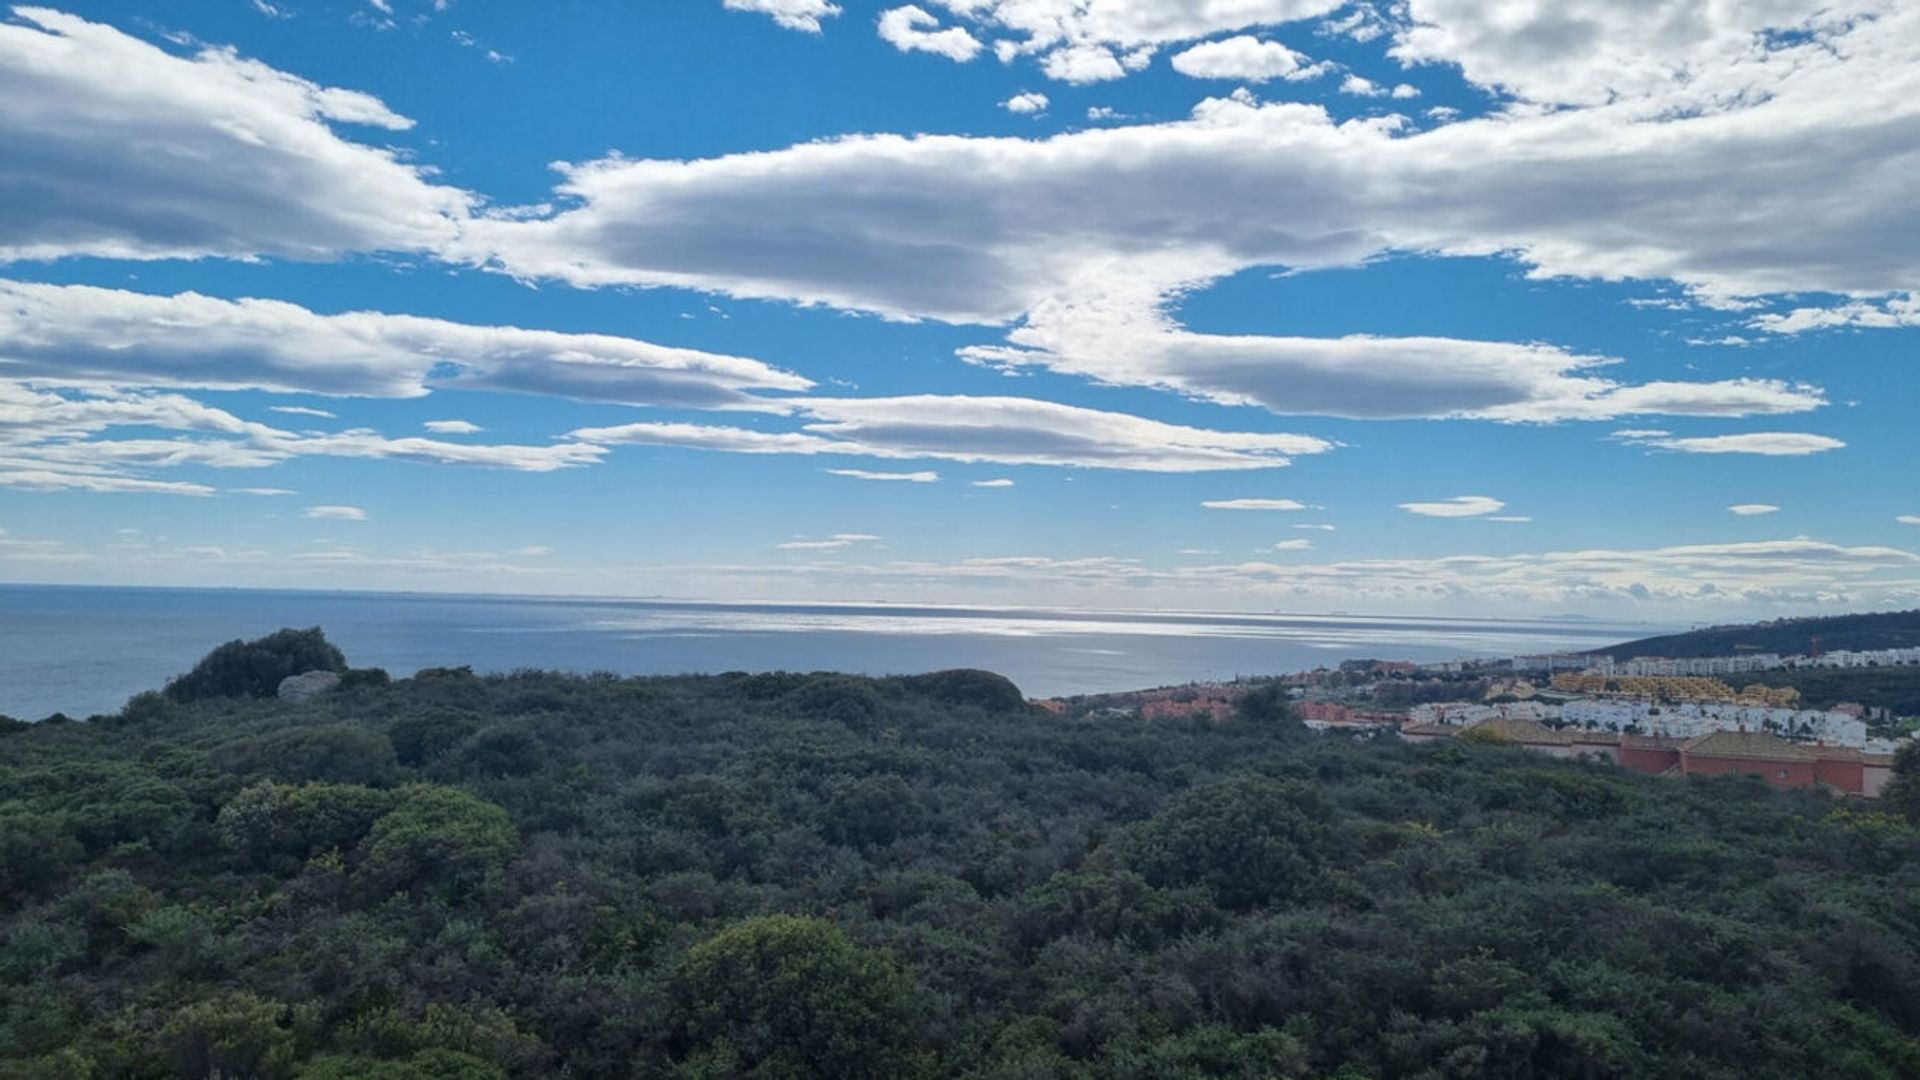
xmin=6 ymin=630 xmax=1920 ymax=1078
xmin=1601 ymin=609 xmax=1920 ymax=659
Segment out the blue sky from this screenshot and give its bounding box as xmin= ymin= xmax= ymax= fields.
xmin=0 ymin=0 xmax=1916 ymax=616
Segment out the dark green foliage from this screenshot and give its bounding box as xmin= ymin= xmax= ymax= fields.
xmin=1602 ymin=608 xmax=1920 ymax=659
xmin=356 ymin=784 xmax=519 ymax=893
xmin=338 ymin=667 xmax=393 ymax=692
xmin=460 ymin=726 xmax=545 ymax=778
xmin=6 ymin=656 xmax=1920 ymax=1078
xmin=389 ymin=709 xmax=480 ymax=767
xmin=164 ymin=626 xmax=347 ymax=703
xmin=896 ymin=669 xmax=1027 ymax=713
xmin=672 ymin=915 xmax=929 ymax=1080
xmin=1737 ymin=666 xmax=1920 ymax=716
xmin=1880 ymin=742 xmax=1920 ymax=822
xmin=215 ymin=724 xmax=398 ymax=785
xmin=1128 ymin=776 xmax=1329 ymax=910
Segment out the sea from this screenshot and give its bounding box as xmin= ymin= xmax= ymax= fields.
xmin=0 ymin=584 xmax=1661 ymax=720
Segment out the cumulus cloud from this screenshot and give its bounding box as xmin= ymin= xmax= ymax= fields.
xmin=827 ymin=468 xmax=939 ymax=482
xmin=966 ymin=319 xmax=1825 ymax=422
xmin=305 ymin=504 xmax=366 ymax=521
xmin=1169 ymin=35 xmax=1312 ymax=81
xmin=1041 ymin=43 xmax=1128 ymax=82
xmin=877 ymin=6 xmax=982 ymax=61
xmin=464 ymin=39 xmax=1914 ymax=420
xmin=724 ymin=0 xmax=841 ymax=33
xmin=1400 ymin=495 xmax=1504 ymax=518
xmin=0 ymin=381 xmax=606 ymax=495
xmin=1618 ymin=431 xmax=1846 ymax=456
xmin=1273 ymin=538 xmax=1313 ymax=550
xmin=1729 ymin=503 xmax=1781 ymax=516
xmin=900 ymin=0 xmax=1344 ymax=83
xmin=1750 ymin=293 xmax=1919 ymax=335
xmin=0 ymin=280 xmax=810 ymax=408
xmin=1201 ymin=498 xmax=1306 ymax=510
xmin=1392 ymin=0 xmax=1878 ymax=110
xmin=424 ymin=420 xmax=483 ymax=434
xmin=1002 ymin=91 xmax=1049 ymax=114
xmin=0 ymin=8 xmax=469 ymax=262
xmin=571 ymin=395 xmax=1330 ymax=472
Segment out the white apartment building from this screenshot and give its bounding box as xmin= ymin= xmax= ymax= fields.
xmin=1562 ymin=698 xmax=1869 ymax=747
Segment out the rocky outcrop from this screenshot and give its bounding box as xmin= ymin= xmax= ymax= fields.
xmin=277 ymin=670 xmax=341 ymax=702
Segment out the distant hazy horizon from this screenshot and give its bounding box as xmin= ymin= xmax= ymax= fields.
xmin=0 ymin=583 xmax=1660 ymax=719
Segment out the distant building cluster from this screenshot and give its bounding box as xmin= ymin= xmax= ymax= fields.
xmin=1563 ymin=698 xmax=1873 ymax=748
xmin=1588 ymin=653 xmax=1785 ymax=676
xmin=1401 ymin=717 xmax=1896 ymax=798
xmin=1585 ymin=646 xmax=1920 ymax=676
xmin=1550 ymin=673 xmax=1801 ymax=707
xmin=1296 ymin=701 xmax=1399 ymax=733
xmin=1408 ymin=700 xmax=1560 ymax=728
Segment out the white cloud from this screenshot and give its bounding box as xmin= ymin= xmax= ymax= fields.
xmin=1085 ymin=105 xmax=1130 ymax=121
xmin=1002 ymin=91 xmax=1050 ymax=114
xmin=468 ymin=58 xmax=1913 ymax=421
xmin=1339 ymin=73 xmax=1385 ymax=96
xmin=1293 ymin=523 xmax=1335 ymax=530
xmin=424 ymin=419 xmax=483 ymax=434
xmin=232 ymin=487 xmax=296 ymax=496
xmin=1729 ymin=503 xmax=1781 ymax=516
xmin=1273 ymin=538 xmax=1313 ymax=550
xmin=1400 ymin=495 xmax=1505 ymax=518
xmin=1750 ymin=293 xmax=1919 ymax=335
xmin=966 ymin=317 xmax=1824 ymax=422
xmin=1201 ymin=498 xmax=1306 ymax=510
xmin=1041 ymin=43 xmax=1128 ymax=82
xmin=0 ymin=9 xmax=469 ymax=263
xmin=1487 ymin=515 xmax=1532 ymax=523
xmin=877 ymin=6 xmax=983 ymax=61
xmin=0 ymin=280 xmax=810 ymax=409
xmin=656 ymin=538 xmax=1920 ymax=614
xmin=1899 ymin=515 xmax=1920 ymax=526
xmin=725 ymin=0 xmax=842 ymax=33
xmin=1619 ymin=431 xmax=1845 ymax=456
xmin=0 ymin=381 xmax=607 ymax=496
xmin=1169 ymin=35 xmax=1312 ymax=81
xmin=571 ymin=395 xmax=1331 ymax=472
xmin=1392 ymin=0 xmax=1875 ymax=110
xmin=916 ymin=0 xmax=1345 ymax=84
xmin=1389 ymin=83 xmax=1419 ymax=99
xmin=827 ymin=468 xmax=939 ymax=482
xmin=972 ymin=477 xmax=1015 ymax=487
xmin=270 ymin=405 xmax=336 ymax=419
xmin=305 ymin=504 xmax=366 ymax=521
xmin=777 ymin=532 xmax=882 ymax=549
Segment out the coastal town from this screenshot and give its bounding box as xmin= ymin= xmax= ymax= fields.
xmin=1036 ymin=643 xmax=1920 ymax=799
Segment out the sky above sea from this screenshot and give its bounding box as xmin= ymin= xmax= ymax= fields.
xmin=0 ymin=1 xmax=1915 ymax=619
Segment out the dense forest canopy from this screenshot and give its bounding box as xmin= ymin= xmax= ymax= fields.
xmin=5 ymin=629 xmax=1920 ymax=1078
xmin=1601 ymin=609 xmax=1920 ymax=660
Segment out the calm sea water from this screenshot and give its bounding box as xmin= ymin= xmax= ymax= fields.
xmin=0 ymin=585 xmax=1659 ymax=719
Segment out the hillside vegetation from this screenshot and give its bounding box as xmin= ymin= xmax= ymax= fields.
xmin=1601 ymin=609 xmax=1920 ymax=660
xmin=5 ymin=631 xmax=1920 ymax=1078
